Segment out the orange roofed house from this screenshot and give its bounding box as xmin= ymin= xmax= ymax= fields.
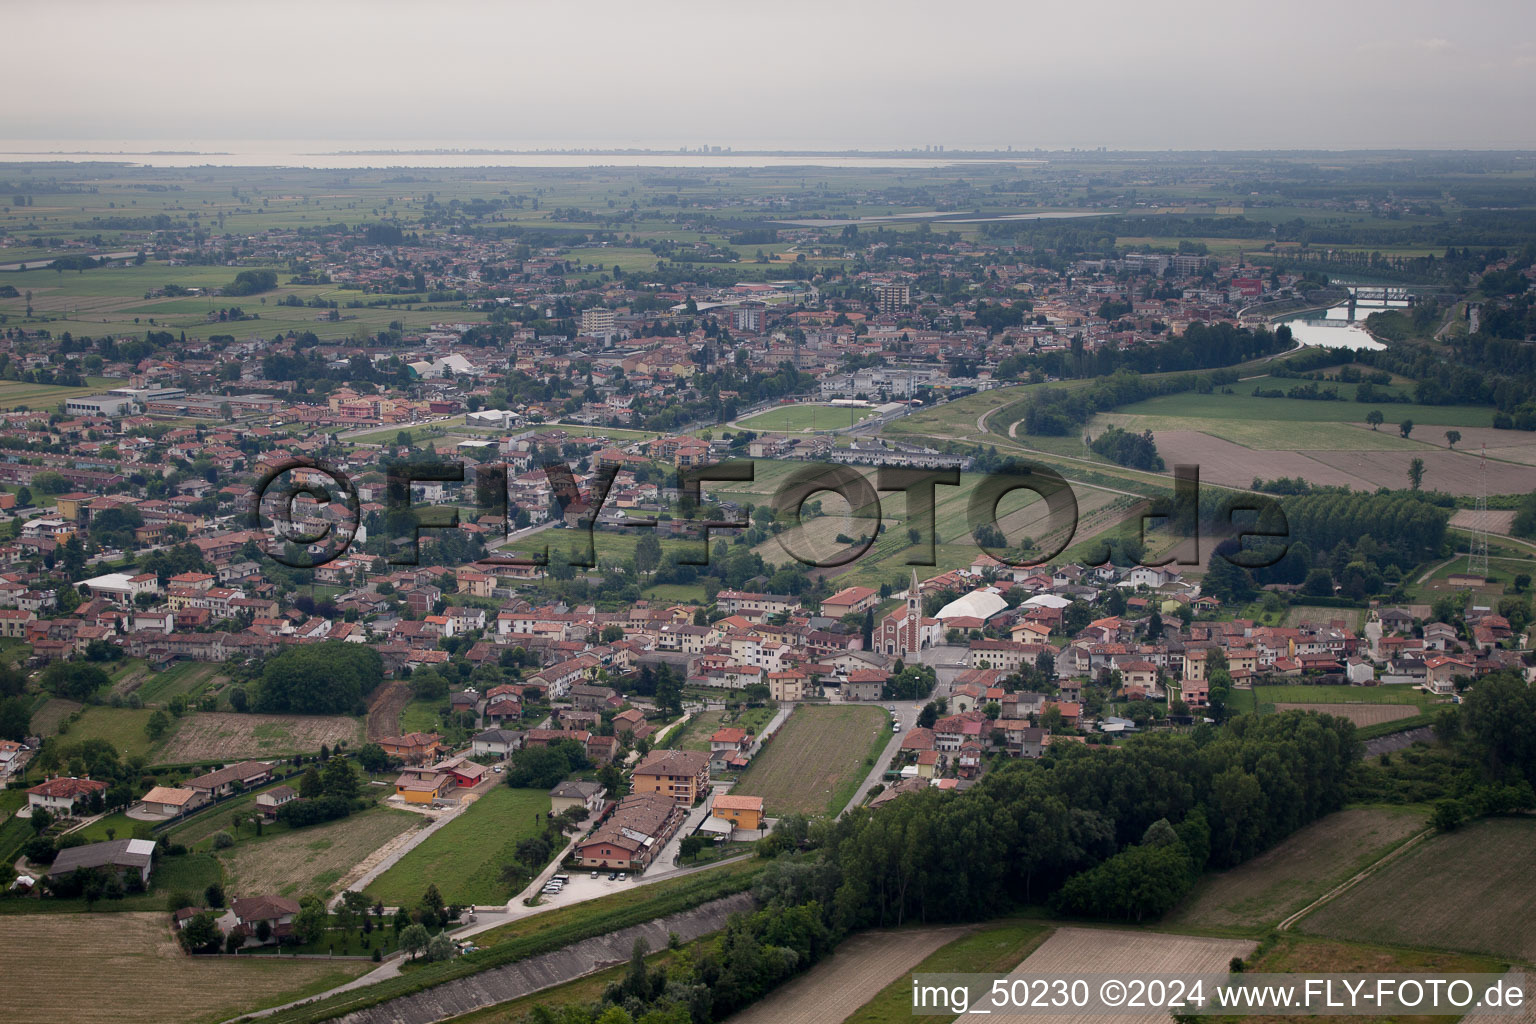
xmin=821 ymin=586 xmax=879 ymax=618
xmin=631 ymin=748 xmax=711 ymax=805
xmin=711 ymin=793 xmax=764 ymax=831
xmin=380 ymin=732 xmax=443 ymax=765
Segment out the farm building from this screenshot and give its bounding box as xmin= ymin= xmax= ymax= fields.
xmin=51 ymin=838 xmax=156 ymax=885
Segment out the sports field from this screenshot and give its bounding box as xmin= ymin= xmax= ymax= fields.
xmin=1168 ymin=806 xmax=1426 ymax=931
xmin=731 ymin=704 xmax=889 ymax=816
xmin=363 ymin=786 xmax=552 ymax=906
xmin=737 ymin=403 xmax=879 ymax=432
xmin=0 ymin=913 xmax=368 ymax=1024
xmin=1299 ymin=816 xmax=1536 ymax=961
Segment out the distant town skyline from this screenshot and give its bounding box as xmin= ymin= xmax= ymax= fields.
xmin=9 ymin=0 xmax=1536 ymax=151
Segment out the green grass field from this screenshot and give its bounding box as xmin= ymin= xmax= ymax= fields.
xmin=1254 ymin=684 xmax=1440 ymax=710
xmin=736 ymin=403 xmax=879 ymax=432
xmin=363 ymin=786 xmax=551 ymax=906
xmin=1168 ymin=806 xmax=1426 ymax=932
xmin=1299 ymin=816 xmax=1536 ymax=961
xmin=49 ymin=706 xmax=162 ymax=759
xmin=732 ymin=705 xmax=889 ymax=816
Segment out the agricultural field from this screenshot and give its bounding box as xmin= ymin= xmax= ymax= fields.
xmin=984 ymin=927 xmax=1255 ymax=1024
xmin=130 ymin=661 xmax=227 ymax=705
xmin=156 ymin=711 xmax=364 ymax=764
xmin=844 ymin=919 xmax=1051 ymax=1024
xmin=0 ymin=912 xmax=369 ymax=1024
xmin=1168 ymin=806 xmax=1426 ymax=931
xmin=364 ymin=786 xmax=551 ymax=907
xmin=1300 ymin=816 xmax=1536 ymax=961
xmin=1449 ymin=508 xmax=1518 ymax=535
xmin=1280 ymin=605 xmax=1365 ymax=630
xmin=1104 ymin=389 xmax=1498 ymax=430
xmin=1306 ymin=448 xmax=1536 ymax=495
xmin=729 ymin=926 xmax=972 ymax=1024
xmin=731 ymin=705 xmax=888 ymax=816
xmin=736 ymin=403 xmax=881 ymax=432
xmin=1271 ymin=703 xmax=1420 ymax=727
xmin=0 ymin=378 xmax=123 ymax=411
xmin=219 ymin=804 xmax=421 ymax=900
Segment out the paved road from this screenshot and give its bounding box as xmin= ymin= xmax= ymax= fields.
xmin=837 ymin=644 xmax=968 ymax=815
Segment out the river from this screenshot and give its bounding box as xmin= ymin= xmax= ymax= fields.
xmin=1280 ymin=298 xmax=1411 ymax=351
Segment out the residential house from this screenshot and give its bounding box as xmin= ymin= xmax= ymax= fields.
xmin=631 ymin=748 xmax=711 ymax=805
xmin=711 ymin=793 xmax=764 ymax=831
xmin=549 ymin=780 xmax=607 ymax=815
xmin=27 ymin=776 xmax=108 ymax=816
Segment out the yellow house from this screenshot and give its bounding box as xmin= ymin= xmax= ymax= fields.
xmin=394 ymin=767 xmax=453 ymax=805
xmin=55 ymin=494 xmax=92 ymax=522
xmin=711 ymin=794 xmax=764 ymax=831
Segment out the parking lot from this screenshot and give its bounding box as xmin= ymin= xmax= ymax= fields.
xmin=531 ymin=867 xmax=642 ymax=905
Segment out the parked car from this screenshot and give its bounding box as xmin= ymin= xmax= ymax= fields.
xmin=591 ymin=871 xmax=599 ymax=879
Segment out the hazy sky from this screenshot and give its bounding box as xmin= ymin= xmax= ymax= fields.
xmin=7 ymin=0 xmax=1535 ymax=150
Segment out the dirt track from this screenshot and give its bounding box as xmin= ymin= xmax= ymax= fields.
xmin=367 ymin=678 xmax=411 ymax=741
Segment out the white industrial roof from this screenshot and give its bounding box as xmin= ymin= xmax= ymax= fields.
xmin=935 ymin=589 xmax=1008 ymax=621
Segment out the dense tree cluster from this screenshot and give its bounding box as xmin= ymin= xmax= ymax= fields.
xmin=255 ymin=642 xmax=383 ymax=715
xmin=504 ymin=739 xmax=590 ymax=789
xmin=787 ymin=711 xmax=1356 ymax=930
xmin=1088 ymin=426 xmax=1164 ymax=471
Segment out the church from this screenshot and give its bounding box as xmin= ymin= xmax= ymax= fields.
xmin=878 ymin=569 xmax=942 ymax=656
